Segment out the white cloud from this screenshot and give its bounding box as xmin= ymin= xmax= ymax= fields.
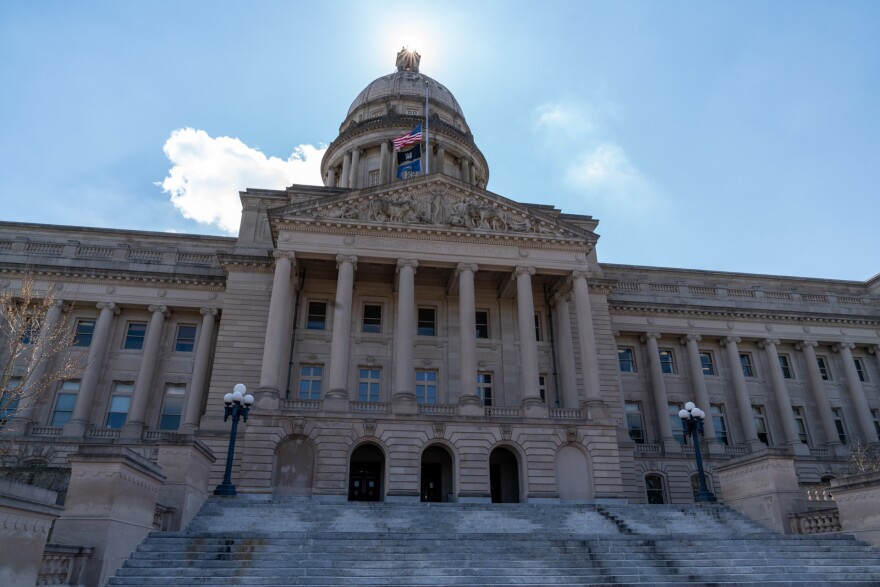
xmin=158 ymin=128 xmax=326 ymax=234
xmin=564 ymin=143 xmax=659 ymax=211
xmin=534 ymin=101 xmax=596 ymax=139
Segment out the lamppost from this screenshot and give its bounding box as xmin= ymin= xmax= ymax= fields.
xmin=213 ymin=383 xmax=254 ymax=496
xmin=679 ymin=401 xmax=717 ymax=503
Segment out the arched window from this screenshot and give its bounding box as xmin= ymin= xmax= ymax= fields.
xmin=645 ymin=474 xmax=666 ymax=504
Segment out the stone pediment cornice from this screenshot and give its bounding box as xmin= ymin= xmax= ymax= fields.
xmin=0 ymin=264 xmax=225 ymax=290
xmin=608 ymin=302 xmax=880 ymax=328
xmin=267 ymin=177 xmax=597 ymax=248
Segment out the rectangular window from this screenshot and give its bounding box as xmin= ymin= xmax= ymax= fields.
xmin=538 ymin=374 xmax=547 ymax=402
xmin=362 ymin=305 xmax=382 ymax=334
xmin=368 ymin=170 xmax=380 ymax=187
xmin=832 ymin=407 xmax=847 ymax=444
xmin=739 ymin=353 xmax=755 ymax=377
xmin=792 ymin=406 xmax=810 ymax=445
xmin=297 ymin=365 xmax=323 ymax=400
xmin=123 ymin=322 xmax=147 ymax=350
xmin=659 ymin=349 xmax=676 ymax=374
xmin=618 ymin=347 xmax=636 ymax=373
xmin=306 ymin=302 xmax=327 ymax=330
xmin=711 ymin=404 xmax=729 ymax=445
xmin=415 ymin=370 xmax=437 ymax=404
xmin=475 ymin=311 xmax=489 ymax=339
xmin=105 ymin=382 xmax=133 ymax=428
xmin=73 ymin=319 xmax=95 ymax=347
xmin=816 ymin=356 xmax=831 ymax=381
xmin=159 ymin=384 xmax=186 ymax=430
xmin=778 ymin=355 xmax=793 ymax=379
xmin=534 ymin=313 xmax=542 ymax=342
xmin=417 ymin=308 xmax=436 ymax=336
xmin=174 ymin=324 xmax=197 ymax=352
xmin=668 ymin=403 xmax=685 ymax=444
xmin=753 ymin=405 xmax=770 ymax=445
xmin=51 ymin=381 xmax=80 ymax=427
xmin=477 ymin=372 xmax=493 ymax=406
xmin=699 ymin=351 xmax=716 ymax=376
xmin=853 ymin=358 xmax=868 ymax=382
xmin=625 ymin=401 xmax=645 ymax=444
xmin=1 ymin=377 xmax=22 ymax=421
xmin=358 ymin=368 xmax=381 ymax=402
xmin=872 ymin=409 xmax=880 ymax=442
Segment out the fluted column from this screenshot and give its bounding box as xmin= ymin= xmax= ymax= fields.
xmin=124 ymin=305 xmax=169 ymax=437
xmin=643 ymin=332 xmax=675 ymax=449
xmin=720 ymin=336 xmax=761 ymax=447
xmin=348 ymin=149 xmax=361 ymax=188
xmin=570 ymin=270 xmax=601 ymax=402
xmin=552 ymin=292 xmax=579 ymax=409
xmin=339 ymin=152 xmax=351 ymax=188
xmin=681 ymin=334 xmax=717 ymax=443
xmin=180 ymin=308 xmax=218 ymax=433
xmin=835 ymin=342 xmax=877 ymax=443
xmin=759 ymin=338 xmax=802 ymax=449
xmin=64 ymin=302 xmax=117 ymax=437
xmin=515 ymin=266 xmax=542 ymax=408
xmin=798 ymin=341 xmax=842 ymax=448
xmin=259 ymin=251 xmax=295 ymax=395
xmin=457 ymin=263 xmax=479 ymax=404
xmin=393 ymin=259 xmax=419 ymax=405
xmin=326 ymin=255 xmax=358 ymax=399
xmin=379 ymin=141 xmax=389 ymax=184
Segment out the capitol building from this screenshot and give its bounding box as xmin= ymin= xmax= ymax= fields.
xmin=2 ymin=48 xmax=880 ymax=520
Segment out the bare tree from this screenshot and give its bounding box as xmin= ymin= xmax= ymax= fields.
xmin=848 ymin=441 xmax=880 ymax=475
xmin=0 ymin=274 xmax=82 ymax=431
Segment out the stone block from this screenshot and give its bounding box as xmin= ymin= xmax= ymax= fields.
xmin=831 ymin=470 xmax=880 ymax=546
xmin=154 ymin=439 xmax=215 ymax=530
xmin=0 ymin=479 xmax=62 ymax=587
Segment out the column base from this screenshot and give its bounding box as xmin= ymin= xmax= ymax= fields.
xmin=323 ymin=390 xmax=349 ymax=412
xmin=62 ymin=420 xmax=88 ymax=438
xmin=789 ymin=442 xmax=811 ymax=457
xmin=392 ymin=392 xmax=418 ymax=416
xmin=707 ymin=440 xmax=727 ymax=456
xmin=582 ymin=399 xmax=611 ymax=424
xmin=1 ymin=416 xmax=32 ymax=436
xmin=254 ymin=387 xmax=280 ymax=411
xmin=458 ymin=395 xmax=483 ymax=417
xmin=522 ymin=398 xmax=548 ymax=418
xmin=746 ymin=439 xmax=767 ymax=453
xmin=661 ymin=439 xmax=683 ymax=453
xmin=121 ymin=421 xmax=145 ymax=440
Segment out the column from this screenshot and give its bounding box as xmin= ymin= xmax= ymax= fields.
xmin=797 ymin=340 xmax=842 ymax=448
xmin=339 ymin=152 xmax=351 ymax=188
xmin=180 ymin=308 xmax=218 ymax=433
xmin=325 ymin=167 xmax=336 ymax=188
xmin=457 ymin=263 xmax=479 ymax=404
xmin=642 ymin=332 xmax=675 ymax=449
xmin=720 ymin=336 xmax=761 ymax=447
xmin=515 ymin=266 xmax=542 ymax=407
xmin=386 ymin=142 xmax=396 ymax=181
xmin=835 ymin=342 xmax=877 ymax=443
xmin=326 ymin=255 xmax=357 ymax=399
xmin=436 ymin=146 xmax=445 ymax=176
xmin=64 ymin=302 xmax=117 ymax=437
xmin=124 ymin=305 xmax=169 ymax=437
xmin=258 ymin=251 xmax=295 ymax=395
xmin=460 ymin=158 xmax=470 ymax=184
xmin=348 ymin=149 xmax=361 ymax=189
xmin=379 ymin=141 xmax=389 ymax=184
xmin=759 ymin=338 xmax=803 ymax=450
xmin=552 ymin=292 xmax=579 ymax=409
xmin=681 ymin=334 xmax=717 ymax=442
xmin=570 ymin=271 xmax=601 ymax=402
xmin=469 ymin=160 xmax=477 ymax=185
xmin=393 ymin=259 xmax=418 ymax=400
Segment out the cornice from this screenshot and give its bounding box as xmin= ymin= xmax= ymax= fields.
xmin=608 ymin=302 xmax=880 ymax=327
xmin=217 ymin=253 xmax=275 ymax=274
xmin=0 ymin=265 xmax=225 ymax=290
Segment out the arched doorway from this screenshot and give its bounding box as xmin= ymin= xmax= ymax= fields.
xmin=273 ymin=436 xmax=314 ymax=496
xmin=489 ymin=446 xmax=520 ymax=503
xmin=348 ymin=443 xmax=384 ymax=501
xmin=555 ymin=445 xmax=592 ymax=501
xmin=421 ymin=445 xmax=454 ymax=502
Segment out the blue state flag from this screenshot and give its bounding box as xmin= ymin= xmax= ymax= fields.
xmin=397 ymin=158 xmax=421 ymax=179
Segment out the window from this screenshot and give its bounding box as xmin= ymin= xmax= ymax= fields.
xmin=618 ymin=347 xmax=636 ymax=373
xmin=475 ymin=311 xmax=489 ymax=339
xmin=477 ymin=372 xmax=493 ymax=406
xmin=699 ymin=352 xmax=716 ymax=376
xmin=778 ymin=354 xmax=793 ymax=379
xmin=872 ymin=409 xmax=880 ymax=442
xmin=123 ymin=322 xmax=147 ymax=350
xmin=417 ymin=308 xmax=436 ymax=336
xmin=51 ymin=381 xmax=79 ymax=427
xmin=297 ymin=365 xmax=323 ymax=400
xmin=306 ymin=302 xmax=327 ymax=330
xmin=21 ymin=322 xmax=33 ymax=345
xmin=711 ymin=404 xmax=728 ymax=445
xmin=415 ymin=370 xmax=437 ymax=404
xmin=368 ymin=170 xmax=380 ymax=187
xmin=538 ymin=374 xmax=548 ymax=403
xmin=174 ymin=324 xmax=197 ymax=352
xmin=625 ymin=402 xmax=645 ymax=444
xmin=739 ymin=353 xmax=755 ymax=377
xmin=362 ymin=305 xmax=382 ymax=334
xmin=753 ymin=405 xmax=770 ymax=445
xmin=1 ymin=377 xmax=22 ymax=422
xmin=73 ymin=319 xmax=95 ymax=347
xmin=159 ymin=384 xmax=186 ymax=430
xmin=645 ymin=474 xmax=666 ymax=504
xmin=105 ymin=382 xmax=133 ymax=428
xmin=358 ymin=368 xmax=381 ymax=402
xmin=816 ymin=356 xmax=831 ymax=380
xmin=659 ymin=349 xmax=675 ymax=374
xmin=853 ymin=358 xmax=868 ymax=382
xmin=534 ymin=313 xmax=542 ymax=342
xmin=668 ymin=403 xmax=685 ymax=444
xmin=832 ymin=407 xmax=847 ymax=444
xmin=792 ymin=406 xmax=810 ymax=445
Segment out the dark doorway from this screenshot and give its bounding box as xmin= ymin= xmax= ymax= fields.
xmin=348 ymin=444 xmax=384 ymax=501
xmin=489 ymin=447 xmax=520 ymax=503
xmin=421 ymin=445 xmax=454 ymax=502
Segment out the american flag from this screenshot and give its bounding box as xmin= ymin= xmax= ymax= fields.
xmin=393 ymin=124 xmax=422 ymax=151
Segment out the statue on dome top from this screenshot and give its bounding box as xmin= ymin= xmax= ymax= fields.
xmin=396 ymin=47 xmax=421 ymax=73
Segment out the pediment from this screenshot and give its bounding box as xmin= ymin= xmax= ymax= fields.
xmin=268 ymin=177 xmax=596 ymax=244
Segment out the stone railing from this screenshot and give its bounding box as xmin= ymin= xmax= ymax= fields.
xmin=788 ymin=508 xmax=841 ymax=535
xmin=634 ymin=443 xmax=662 ymax=455
xmin=725 ymin=445 xmax=749 ymax=456
xmin=281 ymin=399 xmax=322 ymax=411
xmin=143 ymin=430 xmax=187 ymax=441
xmin=804 ymin=484 xmax=835 ymax=503
xmin=548 ymin=408 xmax=582 ymax=419
xmin=351 ymin=401 xmax=389 ymax=413
xmin=809 ymin=447 xmax=831 ymax=458
xmin=37 ymin=544 xmax=93 ymax=586
xmin=484 ymin=407 xmax=520 ymax=417
xmin=27 ymin=425 xmax=63 ymax=437
xmin=418 ymin=404 xmax=456 ymax=415
xmin=87 ymin=428 xmax=120 ymax=439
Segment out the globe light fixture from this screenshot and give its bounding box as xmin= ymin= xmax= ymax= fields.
xmin=213 ymin=383 xmax=254 ymax=496
xmin=679 ymin=402 xmax=717 ymax=503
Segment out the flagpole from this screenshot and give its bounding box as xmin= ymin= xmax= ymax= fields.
xmin=424 ymin=80 xmax=429 ymax=175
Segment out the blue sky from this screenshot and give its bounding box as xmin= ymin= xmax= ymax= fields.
xmin=2 ymin=1 xmax=878 ymax=281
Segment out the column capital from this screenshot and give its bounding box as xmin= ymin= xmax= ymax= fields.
xmin=148 ymin=305 xmax=169 ymax=316
xmin=796 ymin=340 xmax=818 ymax=351
xmin=200 ymin=307 xmax=219 ymax=317
xmin=396 ymin=258 xmax=419 ymax=272
xmin=456 ymin=262 xmax=479 ymax=274
xmin=833 ymin=341 xmax=856 ymax=352
xmin=551 ymin=291 xmax=571 ymax=306
xmin=758 ymin=338 xmax=780 ymax=349
xmin=570 ymin=269 xmax=591 ymax=281
xmin=641 ymin=332 xmax=661 ymax=342
xmin=336 ymin=254 xmax=358 ymax=269
xmin=719 ymin=335 xmax=741 ymax=347
xmin=96 ymin=301 xmax=119 ymax=314
xmin=272 ymin=250 xmax=296 ymax=261
xmin=514 ymin=265 xmax=536 ymax=277
xmin=680 ymin=334 xmax=701 ymax=345
xmin=869 ymin=345 xmax=880 ymax=355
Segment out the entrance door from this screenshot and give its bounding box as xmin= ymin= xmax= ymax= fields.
xmin=421 ymin=462 xmax=442 ymax=502
xmin=489 ymin=447 xmax=520 ymax=503
xmin=420 ymin=445 xmax=454 ymax=502
xmin=348 ymin=444 xmax=384 ymax=502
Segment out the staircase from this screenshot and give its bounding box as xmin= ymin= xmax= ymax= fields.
xmin=107 ymin=497 xmax=880 ymax=586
